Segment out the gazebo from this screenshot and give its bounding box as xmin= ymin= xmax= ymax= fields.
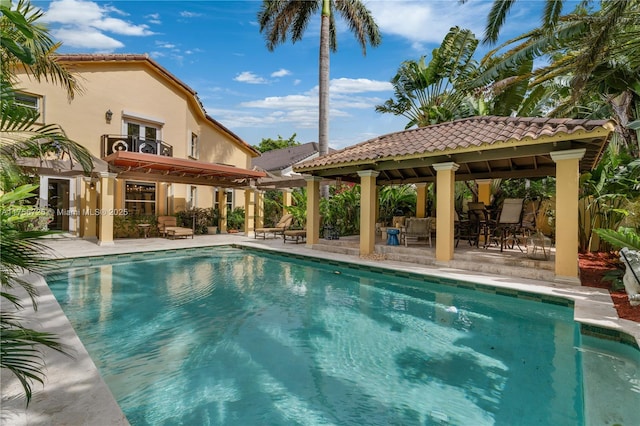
xmin=293 ymin=116 xmax=615 ymax=284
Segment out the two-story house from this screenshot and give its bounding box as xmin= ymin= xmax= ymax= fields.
xmin=13 ymin=54 xmax=265 ymax=244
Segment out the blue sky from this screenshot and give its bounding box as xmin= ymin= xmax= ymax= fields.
xmin=33 ymin=0 xmax=559 ymax=150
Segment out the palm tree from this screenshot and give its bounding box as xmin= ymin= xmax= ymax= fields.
xmin=1 ymin=0 xmax=93 ymax=404
xmin=470 ymin=1 xmax=640 ymax=155
xmin=375 ymin=27 xmax=480 ymax=128
xmin=475 ymin=0 xmax=639 ymax=102
xmin=257 ymin=0 xmax=381 ymax=161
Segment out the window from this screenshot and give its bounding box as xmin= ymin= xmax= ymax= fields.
xmin=188 ymin=185 xmax=198 ymax=209
xmin=214 ymin=188 xmax=233 ymax=213
xmin=125 ymin=181 xmax=156 ymax=216
xmin=14 ymin=92 xmax=41 ymax=117
xmin=190 ymin=133 xmax=199 ymax=159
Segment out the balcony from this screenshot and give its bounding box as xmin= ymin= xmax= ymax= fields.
xmin=101 ymin=135 xmax=173 ymax=157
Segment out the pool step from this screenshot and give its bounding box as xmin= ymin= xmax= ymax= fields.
xmin=311 ymin=240 xmax=556 ymax=281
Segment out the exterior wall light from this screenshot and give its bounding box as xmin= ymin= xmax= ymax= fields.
xmin=105 ymin=109 xmax=113 ymax=123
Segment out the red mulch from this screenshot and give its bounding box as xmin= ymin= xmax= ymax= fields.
xmin=579 ymin=252 xmax=640 ymax=322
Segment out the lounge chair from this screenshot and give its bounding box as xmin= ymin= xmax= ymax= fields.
xmin=255 ymin=213 xmax=293 ymax=239
xmin=157 ymin=215 xmax=194 ymax=239
xmin=283 ymin=228 xmax=307 ymax=244
xmin=403 ymin=217 xmax=432 ymax=247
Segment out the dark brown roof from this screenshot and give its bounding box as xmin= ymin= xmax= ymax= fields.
xmin=294 ymin=116 xmax=614 ymax=184
xmin=252 ymin=142 xmax=320 ymax=172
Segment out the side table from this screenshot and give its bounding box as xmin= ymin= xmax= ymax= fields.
xmin=137 ymin=223 xmax=151 ymax=238
xmin=386 ymin=228 xmax=400 ymax=246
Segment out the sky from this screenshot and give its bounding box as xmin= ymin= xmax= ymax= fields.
xmin=31 ymin=0 xmax=559 ymax=150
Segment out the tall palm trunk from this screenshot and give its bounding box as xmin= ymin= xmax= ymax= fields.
xmin=319 ymin=0 xmax=331 ymax=197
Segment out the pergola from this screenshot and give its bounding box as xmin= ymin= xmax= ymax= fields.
xmin=294 ymin=116 xmax=615 ymax=284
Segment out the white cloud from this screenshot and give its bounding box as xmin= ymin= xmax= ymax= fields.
xmin=240 ymin=77 xmax=391 ymax=112
xmin=234 ymin=72 xmax=267 ymax=84
xmin=41 ymin=0 xmax=154 ymax=51
xmin=51 ymin=28 xmax=124 ymax=50
xmin=242 ymin=94 xmax=316 ymax=109
xmin=367 ymin=0 xmax=491 ymax=46
xmin=156 ymin=41 xmax=177 ymax=49
xmin=330 ymin=78 xmax=392 ymax=94
xmin=180 ymin=11 xmax=202 ymax=18
xmin=146 ymin=13 xmax=161 ymax=25
xmin=92 ymin=17 xmax=152 ymax=36
xmin=271 ymin=68 xmax=291 ymax=78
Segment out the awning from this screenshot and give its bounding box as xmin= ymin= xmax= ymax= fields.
xmin=16 ymin=154 xmax=109 ymax=175
xmin=103 ymin=151 xmax=266 ymax=187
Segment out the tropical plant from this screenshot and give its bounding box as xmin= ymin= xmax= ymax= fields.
xmin=175 ymin=208 xmax=209 ymax=235
xmin=207 ymin=207 xmax=220 ymax=227
xmin=376 ymin=27 xmax=479 ymax=128
xmin=1 ymin=0 xmax=93 ymax=405
xmin=595 ymin=227 xmax=640 ymax=251
xmin=0 ymin=185 xmax=69 ymax=404
xmin=283 ymin=188 xmax=307 ymax=228
xmin=262 ymin=190 xmax=284 ymax=227
xmin=321 ymin=183 xmax=361 ymax=235
xmin=257 ymin=0 xmax=381 ymax=162
xmin=378 ymin=185 xmax=416 ymax=225
xmin=579 ymin=155 xmax=640 ymax=251
xmin=254 ymin=133 xmax=300 ymax=153
xmin=227 ymin=207 xmax=245 ymax=231
xmin=469 ymin=0 xmax=640 ymax=156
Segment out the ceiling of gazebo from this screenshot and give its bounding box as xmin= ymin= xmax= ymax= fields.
xmin=293 ymin=116 xmax=615 ymax=185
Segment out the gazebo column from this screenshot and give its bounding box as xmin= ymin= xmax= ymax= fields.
xmin=305 ymin=176 xmax=322 ymax=246
xmin=476 ymin=179 xmax=492 ymax=205
xmin=551 ymin=149 xmax=586 ymax=283
xmin=416 ymin=183 xmax=428 ymax=218
xmin=433 ymin=162 xmax=459 ymax=261
xmin=218 ymin=189 xmax=227 ymax=233
xmin=283 ymin=189 xmax=293 ymax=216
xmin=358 ymin=170 xmax=380 ymax=255
xmin=97 ymin=172 xmax=117 ymax=246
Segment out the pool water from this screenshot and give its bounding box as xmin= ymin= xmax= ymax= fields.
xmin=47 ymin=247 xmax=639 ymax=425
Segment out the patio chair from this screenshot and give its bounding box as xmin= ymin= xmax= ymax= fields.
xmin=403 ymin=217 xmax=432 ymax=247
xmin=488 ymin=198 xmax=525 ymax=251
xmin=157 ymin=216 xmax=194 ymax=239
xmin=391 ymin=215 xmax=407 ymax=229
xmin=255 ymin=213 xmax=293 ymax=239
xmin=455 ymin=210 xmax=473 ymax=247
xmin=466 ymin=202 xmax=490 ymax=247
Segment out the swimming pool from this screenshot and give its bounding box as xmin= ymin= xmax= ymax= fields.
xmin=46 ymin=246 xmax=639 ymax=425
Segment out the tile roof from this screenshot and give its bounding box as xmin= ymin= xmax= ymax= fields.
xmin=296 ymin=116 xmax=612 ymax=170
xmin=293 ymin=116 xmax=614 ymax=184
xmin=252 ymin=142 xmax=320 ymax=172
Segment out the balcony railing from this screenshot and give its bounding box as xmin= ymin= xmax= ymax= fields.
xmin=101 ymin=135 xmax=173 ymax=157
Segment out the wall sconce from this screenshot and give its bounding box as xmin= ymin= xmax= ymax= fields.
xmin=89 ymin=181 xmax=96 ymax=190
xmin=105 ymin=109 xmax=113 ymax=124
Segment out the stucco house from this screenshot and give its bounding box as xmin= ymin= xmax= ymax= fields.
xmin=13 ymin=53 xmax=265 ymax=244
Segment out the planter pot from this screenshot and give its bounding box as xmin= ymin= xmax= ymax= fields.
xmin=207 ymin=226 xmax=218 ymax=235
xmin=228 ymin=229 xmax=239 ymax=234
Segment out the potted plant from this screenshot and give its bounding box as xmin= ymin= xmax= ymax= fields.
xmin=226 ymin=207 xmax=245 ymax=233
xmin=207 ymin=207 xmax=219 ymax=235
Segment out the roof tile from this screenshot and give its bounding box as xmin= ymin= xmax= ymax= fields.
xmin=295 ymin=116 xmax=612 ymax=171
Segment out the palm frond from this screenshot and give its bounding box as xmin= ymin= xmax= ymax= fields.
xmin=483 ymin=0 xmax=516 ymax=44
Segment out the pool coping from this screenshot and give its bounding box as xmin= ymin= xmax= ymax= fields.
xmin=1 ymin=238 xmax=638 ymax=425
